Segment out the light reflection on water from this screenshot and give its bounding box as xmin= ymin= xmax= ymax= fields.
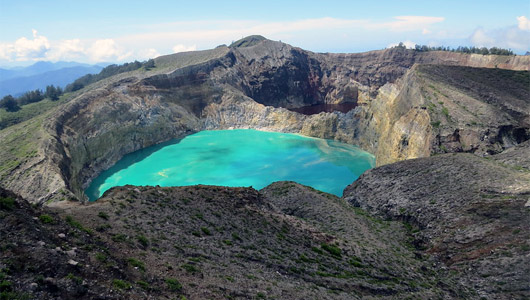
xmin=85 ymin=129 xmax=375 ymax=201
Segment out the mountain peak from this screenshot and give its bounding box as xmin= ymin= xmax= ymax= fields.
xmin=229 ymin=35 xmax=268 ymax=48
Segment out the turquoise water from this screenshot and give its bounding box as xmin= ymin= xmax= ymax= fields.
xmin=85 ymin=130 xmax=375 ymax=200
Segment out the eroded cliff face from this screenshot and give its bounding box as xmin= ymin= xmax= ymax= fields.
xmin=1 ymin=38 xmax=528 ymax=203
xmin=50 ymin=88 xmax=200 ymax=200
xmin=348 ymin=63 xmax=530 ymax=166
xmin=370 ymin=76 xmax=434 ymax=165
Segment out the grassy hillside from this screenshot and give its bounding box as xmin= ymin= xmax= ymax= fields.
xmin=0 ymin=96 xmax=69 ymax=130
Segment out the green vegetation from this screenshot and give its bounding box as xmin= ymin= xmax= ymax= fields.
xmin=0 ymin=96 xmax=67 ymax=130
xmin=95 ymin=252 xmax=107 ymax=262
xmin=0 ymin=197 xmax=15 ymax=210
xmin=320 ymin=243 xmax=342 ymax=258
xmin=200 ymin=227 xmax=211 ymax=235
xmin=181 ymin=263 xmax=199 ymax=273
xmin=97 ymin=211 xmax=109 ymax=220
xmin=143 ymin=59 xmax=155 ymax=70
xmin=349 ymin=257 xmax=365 ymax=268
xmin=136 ymin=280 xmax=151 ymax=291
xmin=112 ymin=279 xmax=131 ymax=290
xmin=165 ymin=278 xmax=182 ymax=291
xmin=0 ymin=271 xmax=30 ymax=299
xmin=403 ymin=222 xmax=420 ymax=234
xmin=38 ymin=214 xmax=54 ymax=224
xmin=137 ymin=235 xmax=149 ymax=247
xmin=393 ymin=42 xmax=514 ymax=55
xmin=66 ymin=273 xmax=82 ymax=284
xmin=136 ymin=280 xmax=150 ymax=290
xmin=0 ymin=279 xmax=29 ymax=300
xmin=65 ymin=60 xmax=151 ymax=92
xmin=311 ymin=246 xmax=323 ymax=254
xmin=44 ymin=85 xmax=62 ymax=100
xmin=127 ymin=258 xmax=145 ymax=271
xmin=0 ymin=85 xmax=63 ymax=114
xmin=0 ymin=96 xmax=18 ymax=112
xmin=0 ymin=280 xmax=12 ymax=291
xmin=65 ymin=215 xmax=92 ymax=234
xmin=298 ymin=254 xmax=313 ymax=263
xmin=231 ymin=232 xmax=241 ymax=241
xmin=95 ymin=224 xmax=112 ymax=232
xmin=17 ymin=89 xmax=45 ymax=105
xmin=431 ymin=121 xmax=441 ymax=128
xmin=442 ymin=107 xmax=450 ymax=118
xmin=112 ymin=233 xmax=128 ymax=242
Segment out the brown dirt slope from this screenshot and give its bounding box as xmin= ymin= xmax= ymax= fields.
xmin=2 ymin=183 xmax=474 ymax=299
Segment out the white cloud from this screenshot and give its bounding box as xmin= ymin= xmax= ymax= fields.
xmin=14 ymin=29 xmax=51 ymax=59
xmin=469 ymin=22 xmax=530 ymax=51
xmin=137 ymin=48 xmax=161 ymax=60
xmin=470 ymin=28 xmax=496 ymax=47
xmin=87 ymin=39 xmax=131 ymax=62
xmin=88 ymin=39 xmax=118 ymax=61
xmin=0 ymin=29 xmax=51 ymax=61
xmin=517 ymin=16 xmax=530 ymax=31
xmin=172 ymin=44 xmax=197 ymax=53
xmin=0 ymin=44 xmax=14 ymax=61
xmin=45 ymin=39 xmax=85 ymax=61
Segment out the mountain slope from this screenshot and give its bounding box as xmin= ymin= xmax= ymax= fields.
xmin=344 ymin=143 xmax=530 ymax=299
xmin=0 ymin=36 xmax=528 ymax=300
xmin=2 ymin=145 xmax=528 ymax=299
xmin=2 ymin=182 xmax=471 ymax=299
xmin=0 ymin=36 xmax=528 ymax=204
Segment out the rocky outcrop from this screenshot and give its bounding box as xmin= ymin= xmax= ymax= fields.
xmin=53 ymin=88 xmax=200 ymax=200
xmin=1 ymin=183 xmax=473 ymax=299
xmin=343 ymin=148 xmax=530 ymax=299
xmin=0 ymin=36 xmax=528 ymax=202
xmin=0 ymin=187 xmax=133 ymax=299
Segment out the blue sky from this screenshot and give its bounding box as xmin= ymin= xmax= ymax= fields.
xmin=0 ymin=0 xmax=529 ymax=67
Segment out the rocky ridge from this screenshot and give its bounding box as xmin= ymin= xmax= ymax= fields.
xmin=0 ymin=36 xmax=528 ymax=299
xmin=0 ymin=36 xmax=528 ymax=203
xmin=344 ymin=142 xmax=530 ymax=299
xmin=1 ymin=182 xmax=473 ymax=299
xmin=1 ymin=143 xmax=528 ymax=299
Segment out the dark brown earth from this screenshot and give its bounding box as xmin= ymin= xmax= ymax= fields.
xmin=2 ymin=182 xmax=475 ymax=300
xmin=344 ymin=144 xmax=530 ymax=300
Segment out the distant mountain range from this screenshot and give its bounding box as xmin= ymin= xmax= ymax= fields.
xmin=0 ymin=61 xmax=105 ymax=97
